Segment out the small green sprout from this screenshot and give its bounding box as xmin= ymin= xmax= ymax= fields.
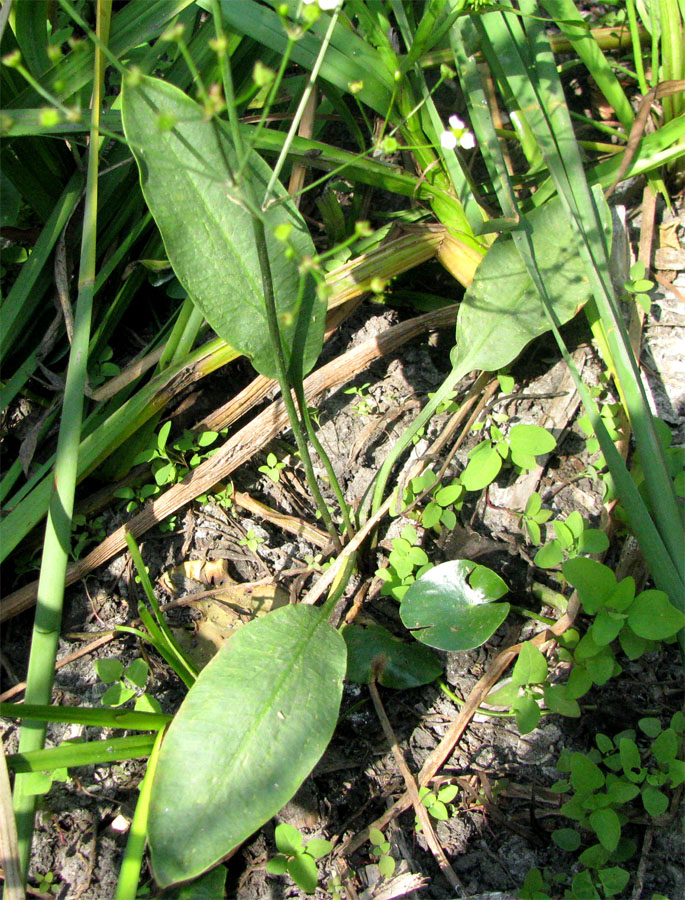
xmin=239 ymin=528 xmax=264 ymax=553
xmin=94 ymin=657 xmax=162 ymax=713
xmin=258 ymin=452 xmax=286 ymax=483
xmin=266 ymin=822 xmax=332 ymax=894
xmin=368 ymin=826 xmax=395 ymax=877
xmin=415 ymin=784 xmax=459 ymax=830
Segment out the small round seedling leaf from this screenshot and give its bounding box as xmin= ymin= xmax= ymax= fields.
xmin=95 ymin=658 xmax=124 ymax=683
xmin=552 ymin=828 xmax=581 ymax=851
xmin=101 ymin=683 xmax=135 ymax=707
xmin=400 ymin=560 xmax=510 ymax=652
xmin=287 ymin=852 xmax=318 ymax=894
xmin=275 ymin=823 xmax=303 ymax=855
xmin=266 ymin=856 xmax=288 ymax=875
xmin=461 ymin=445 xmax=502 ymax=491
xmin=577 ymin=528 xmax=609 ymax=555
xmin=124 ymin=658 xmax=149 ymax=688
xmin=378 ymin=855 xmax=396 ymax=878
xmin=589 ymin=807 xmax=620 ymax=852
xmin=305 ymin=839 xmax=332 ymax=860
xmin=342 ymin=624 xmax=442 ymax=689
xmin=570 ymin=752 xmax=605 ymax=793
xmin=369 ymin=827 xmax=385 ymax=846
xmin=562 ymin=558 xmax=616 ymax=614
xmin=533 ymin=541 xmax=564 ymax=569
xmin=435 ymin=484 xmax=463 ymax=506
xmin=513 ymin=693 xmax=540 ymax=734
xmin=597 ymin=866 xmax=630 ymax=898
xmin=438 ymin=784 xmax=458 ymax=803
xmin=512 ymin=642 xmax=548 ymax=686
xmin=508 ymin=424 xmax=556 ymax=457
xmin=627 ymin=590 xmax=685 ymax=640
xmin=642 ymin=786 xmax=668 ymax=817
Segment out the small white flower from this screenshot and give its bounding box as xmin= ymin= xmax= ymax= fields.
xmin=441 ymin=115 xmax=476 ymax=152
xmin=318 ymin=0 xmax=341 ymax=7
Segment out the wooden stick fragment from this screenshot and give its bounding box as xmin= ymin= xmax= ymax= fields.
xmin=368 ymin=679 xmax=466 ymax=896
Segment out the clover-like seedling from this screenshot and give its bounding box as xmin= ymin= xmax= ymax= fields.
xmin=239 ymin=527 xmax=265 ymax=553
xmin=258 ymin=451 xmax=286 ymax=483
xmin=415 ymin=784 xmax=459 ymax=830
xmin=368 ymin=826 xmax=395 ymax=878
xmin=94 ymin=657 xmax=161 ymax=713
xmin=266 ymin=822 xmax=332 ymax=894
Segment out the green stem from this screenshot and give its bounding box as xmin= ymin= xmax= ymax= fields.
xmin=251 ymin=217 xmax=341 ymax=551
xmin=294 ymin=381 xmax=354 ymax=539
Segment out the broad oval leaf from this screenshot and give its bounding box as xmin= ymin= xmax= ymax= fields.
xmin=399 ymin=560 xmax=510 ymax=652
xmin=342 ymin=623 xmax=442 ymax=688
xmin=121 ymin=75 xmax=326 ymax=382
xmin=451 ymin=189 xmax=613 ymax=374
xmin=627 ymin=589 xmax=685 ymax=639
xmin=148 ymin=605 xmax=346 ymax=888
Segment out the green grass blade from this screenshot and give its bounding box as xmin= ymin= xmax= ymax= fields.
xmin=12 ymin=5 xmax=111 ymax=877
xmin=0 ymin=703 xmax=171 ymax=731
xmin=6 ymin=734 xmax=157 ymax=774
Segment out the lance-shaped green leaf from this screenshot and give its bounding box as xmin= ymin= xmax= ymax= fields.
xmin=147 ymin=605 xmax=346 ymax=888
xmin=121 ymin=75 xmax=326 ymax=382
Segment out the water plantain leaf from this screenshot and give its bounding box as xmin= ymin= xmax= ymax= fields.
xmin=121 ymin=75 xmax=326 ymax=382
xmin=148 ymin=605 xmax=346 ymax=888
xmin=450 ymin=189 xmax=614 ymax=375
xmin=400 ymin=560 xmax=510 ymax=652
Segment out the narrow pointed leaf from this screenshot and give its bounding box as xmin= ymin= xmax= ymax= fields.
xmin=122 ymin=75 xmax=326 ymax=381
xmin=148 ymin=605 xmax=346 ymax=888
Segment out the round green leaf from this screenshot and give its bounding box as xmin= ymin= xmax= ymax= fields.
xmin=95 ymin=658 xmax=123 ymax=684
xmin=435 ymin=483 xmax=463 ymax=506
xmin=287 ymin=851 xmax=318 ymax=894
xmin=124 ymin=658 xmax=149 ymax=688
xmin=148 ymin=606 xmax=346 ymax=888
xmin=597 ymin=866 xmax=630 ymax=898
xmin=461 ymin=445 xmax=502 ymax=491
xmin=342 ymin=623 xmax=442 ymax=689
xmin=378 ymin=854 xmax=396 ymax=878
xmin=642 ymin=786 xmax=668 ymax=817
xmin=101 ymin=683 xmax=135 ymax=707
xmin=533 ymin=541 xmax=564 ymax=569
xmin=368 ymin=827 xmax=385 ymax=846
xmin=265 ymin=856 xmax=288 ymax=876
xmin=508 ymin=424 xmax=556 ymax=457
xmin=570 ymin=752 xmax=605 ymax=793
xmin=512 ymin=642 xmax=548 ymax=686
xmin=275 ymin=822 xmax=303 ymax=855
xmin=400 ymin=560 xmax=510 ymax=652
xmin=305 ymin=838 xmax=332 ymax=860
xmin=562 ymin=558 xmax=616 ymax=613
xmin=513 ymin=692 xmax=540 ymax=734
xmin=552 ymin=828 xmax=581 ymax=851
xmin=589 ymin=807 xmax=620 ymax=852
xmin=627 ymin=590 xmax=685 ymax=640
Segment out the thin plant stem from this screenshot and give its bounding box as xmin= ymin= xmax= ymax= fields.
xmin=251 ymin=216 xmax=341 ymax=550
xmin=262 ymin=2 xmax=343 ymax=207
xmin=12 ymin=0 xmax=112 ymax=881
xmin=293 ymin=381 xmax=355 ymax=538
